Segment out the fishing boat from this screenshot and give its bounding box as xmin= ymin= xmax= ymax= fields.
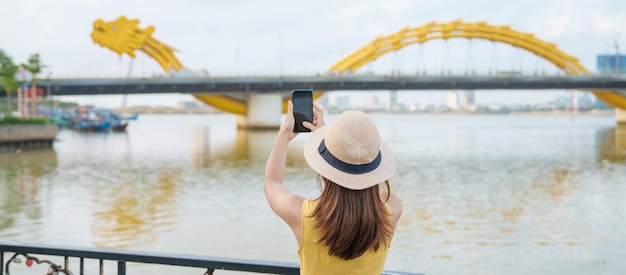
xmin=111 ymin=120 xmax=129 ymax=132
xmin=42 ymin=106 xmax=137 ymax=132
xmin=119 ymin=113 xmax=139 ymax=120
xmin=73 ymin=119 xmax=111 ymax=132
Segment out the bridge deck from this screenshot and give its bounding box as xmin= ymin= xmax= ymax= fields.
xmin=29 ymin=75 xmax=626 ymax=95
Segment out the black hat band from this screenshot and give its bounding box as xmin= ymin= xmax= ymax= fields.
xmin=317 ymin=139 xmax=381 ymax=175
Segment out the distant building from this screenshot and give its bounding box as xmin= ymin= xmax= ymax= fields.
xmin=316 ymin=93 xmax=329 ymax=109
xmin=366 ymin=95 xmax=381 ymax=110
xmin=461 ymin=91 xmax=476 ymax=111
xmin=388 ymin=91 xmax=398 ymax=110
xmin=447 ymin=92 xmax=459 ymax=110
xmin=597 ymin=54 xmax=626 ymax=74
xmin=335 ymin=95 xmax=351 ymax=110
xmin=594 ymin=98 xmax=612 ymax=110
xmin=577 ymin=92 xmax=594 ymax=110
xmin=486 ymin=103 xmax=502 ymax=111
xmin=179 ymin=100 xmax=210 ymax=110
xmin=554 ymin=95 xmax=571 ymax=110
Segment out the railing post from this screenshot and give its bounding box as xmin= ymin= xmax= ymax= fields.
xmin=117 ymin=261 xmax=126 ymax=275
xmin=1 ymin=250 xmax=4 ymax=275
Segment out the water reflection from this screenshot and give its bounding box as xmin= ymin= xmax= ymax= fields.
xmin=394 ymin=127 xmax=626 ymax=269
xmin=392 ymin=144 xmax=616 ymax=268
xmin=596 ymin=126 xmax=626 ymax=162
xmin=192 ymin=128 xmax=308 ymax=168
xmin=91 ymin=166 xmax=181 ymax=248
xmin=0 ymin=149 xmax=57 ymax=231
xmin=2 ymin=114 xmax=624 ymax=274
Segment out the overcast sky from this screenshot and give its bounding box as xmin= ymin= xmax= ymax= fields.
xmin=1 ymin=0 xmax=624 ymax=108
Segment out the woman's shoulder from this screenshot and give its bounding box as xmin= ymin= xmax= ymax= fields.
xmin=302 ymin=199 xmax=318 ymax=214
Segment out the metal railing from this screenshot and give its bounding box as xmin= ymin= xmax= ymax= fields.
xmin=45 ymin=70 xmax=620 ymax=80
xmin=0 ymin=241 xmax=420 ymax=275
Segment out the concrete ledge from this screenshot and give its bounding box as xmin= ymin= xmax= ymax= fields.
xmin=0 ymin=124 xmax=58 ymax=150
xmin=0 ymin=124 xmax=58 ymax=142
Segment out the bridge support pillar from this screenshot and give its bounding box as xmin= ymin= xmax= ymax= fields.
xmin=237 ymin=93 xmax=282 ymax=130
xmin=616 ymin=108 xmax=626 ymax=125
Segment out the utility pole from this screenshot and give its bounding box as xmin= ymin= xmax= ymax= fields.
xmin=615 ymin=14 xmax=625 ymax=74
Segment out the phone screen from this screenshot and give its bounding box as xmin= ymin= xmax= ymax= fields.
xmin=292 ymin=89 xmax=313 ymax=132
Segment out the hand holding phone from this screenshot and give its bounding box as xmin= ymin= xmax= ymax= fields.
xmin=292 ymin=89 xmax=313 ymax=133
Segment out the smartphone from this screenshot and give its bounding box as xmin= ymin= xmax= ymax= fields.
xmin=292 ymin=89 xmax=313 ymax=133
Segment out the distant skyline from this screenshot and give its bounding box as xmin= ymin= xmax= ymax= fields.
xmin=1 ymin=0 xmax=624 ymax=108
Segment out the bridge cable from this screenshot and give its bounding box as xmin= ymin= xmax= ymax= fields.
xmin=401 ymin=47 xmax=405 ymax=75
xmin=443 ymin=40 xmax=451 ymax=75
xmin=533 ymin=54 xmax=540 ymax=76
xmin=517 ymin=45 xmax=526 ymax=74
xmin=489 ymin=41 xmax=497 ymax=75
xmin=392 ymin=50 xmax=398 ymax=76
xmin=418 ymin=43 xmax=426 ymax=75
xmin=466 ymin=39 xmax=475 ymax=76
xmin=415 ymin=43 xmax=418 ymax=75
xmin=537 ymin=55 xmax=546 ymax=75
xmin=509 ymin=43 xmax=515 ymax=73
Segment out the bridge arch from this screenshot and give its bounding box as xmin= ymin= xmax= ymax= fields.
xmin=93 ymin=17 xmax=626 ymax=113
xmin=328 ymin=20 xmax=626 ymax=109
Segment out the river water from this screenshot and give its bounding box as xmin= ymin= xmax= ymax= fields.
xmin=1 ymin=113 xmax=625 ymax=275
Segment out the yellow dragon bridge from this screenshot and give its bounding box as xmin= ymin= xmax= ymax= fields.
xmin=91 ymin=16 xmax=626 ymax=114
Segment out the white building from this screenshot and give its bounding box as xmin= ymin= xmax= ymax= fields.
xmin=447 ymin=91 xmax=459 ymax=110
xmin=366 ymin=95 xmax=381 ymax=110
xmin=335 ymin=95 xmax=351 ymax=110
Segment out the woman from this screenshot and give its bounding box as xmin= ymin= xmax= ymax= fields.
xmin=264 ymin=101 xmax=402 ymax=275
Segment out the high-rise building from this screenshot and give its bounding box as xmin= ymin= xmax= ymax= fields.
xmin=461 ymin=91 xmax=475 ymax=111
xmin=447 ymin=91 xmax=459 ymax=110
xmin=388 ymin=91 xmax=398 ymax=110
xmin=597 ymin=54 xmax=626 ymax=74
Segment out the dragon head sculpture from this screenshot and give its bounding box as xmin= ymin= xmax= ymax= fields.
xmin=91 ymin=16 xmax=155 ymax=57
xmin=90 ymin=16 xmax=182 ymax=72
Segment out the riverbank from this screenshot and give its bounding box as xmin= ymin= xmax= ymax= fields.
xmin=0 ymin=119 xmax=58 ymax=152
xmin=114 ymin=107 xmax=221 ymax=115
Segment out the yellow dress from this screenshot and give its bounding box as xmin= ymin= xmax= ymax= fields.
xmin=298 ymin=199 xmax=390 ymax=275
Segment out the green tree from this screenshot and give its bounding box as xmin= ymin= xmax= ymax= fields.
xmin=22 ymin=53 xmax=46 ymax=116
xmin=22 ymin=53 xmax=46 ymax=79
xmin=0 ymin=49 xmax=18 ymax=116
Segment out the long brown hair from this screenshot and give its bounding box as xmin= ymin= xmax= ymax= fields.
xmin=309 ymin=176 xmax=393 ymax=260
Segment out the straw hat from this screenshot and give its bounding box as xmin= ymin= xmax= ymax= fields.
xmin=303 ymin=111 xmax=395 ymax=190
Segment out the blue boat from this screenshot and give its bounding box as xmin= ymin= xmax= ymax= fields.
xmin=41 ymin=106 xmax=137 ymax=132
xmin=73 ymin=119 xmax=111 ymax=132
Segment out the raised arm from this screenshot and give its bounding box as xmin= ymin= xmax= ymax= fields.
xmin=263 ymin=101 xmax=325 ymax=243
